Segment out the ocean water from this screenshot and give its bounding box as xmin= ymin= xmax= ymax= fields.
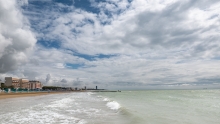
xmin=0 ymin=90 xmax=220 ymax=124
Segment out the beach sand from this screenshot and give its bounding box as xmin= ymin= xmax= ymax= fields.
xmin=0 ymin=92 xmax=69 ymax=100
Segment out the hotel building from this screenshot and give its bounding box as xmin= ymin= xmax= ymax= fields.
xmin=5 ymin=77 xmax=42 ymax=89
xmin=29 ymin=80 xmax=43 ymax=89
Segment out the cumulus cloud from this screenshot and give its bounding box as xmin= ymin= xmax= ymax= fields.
xmin=23 ymin=0 xmax=220 ymax=57
xmin=46 ymin=74 xmax=51 ymax=83
xmin=1 ymin=0 xmax=220 ymax=89
xmin=61 ymin=78 xmax=68 ymax=83
xmin=72 ymin=78 xmax=83 ymax=87
xmin=0 ymin=0 xmax=36 ymax=73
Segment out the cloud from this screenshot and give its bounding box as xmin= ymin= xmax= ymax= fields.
xmin=46 ymin=74 xmax=51 ymax=83
xmin=1 ymin=0 xmax=220 ymax=89
xmin=0 ymin=0 xmax=36 ymax=73
xmin=61 ymin=78 xmax=68 ymax=83
xmin=21 ymin=0 xmax=220 ymax=56
xmin=72 ymin=78 xmax=83 ymax=87
xmin=98 ymin=0 xmax=220 ymax=56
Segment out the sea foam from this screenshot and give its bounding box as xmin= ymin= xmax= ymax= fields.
xmin=103 ymin=98 xmax=110 ymax=101
xmin=87 ymin=92 xmax=95 ymax=96
xmin=106 ymin=101 xmax=121 ymax=110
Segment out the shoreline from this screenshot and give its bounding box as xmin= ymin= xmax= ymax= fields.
xmin=0 ymin=90 xmax=120 ymax=100
xmin=0 ymin=91 xmax=73 ymax=100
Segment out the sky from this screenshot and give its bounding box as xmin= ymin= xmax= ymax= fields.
xmin=0 ymin=0 xmax=220 ymax=90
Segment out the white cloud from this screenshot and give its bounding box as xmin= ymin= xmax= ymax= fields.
xmin=1 ymin=0 xmax=220 ymax=89
xmin=0 ymin=0 xmax=36 ymax=73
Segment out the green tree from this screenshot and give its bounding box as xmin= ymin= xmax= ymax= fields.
xmin=1 ymin=83 xmax=4 ymax=90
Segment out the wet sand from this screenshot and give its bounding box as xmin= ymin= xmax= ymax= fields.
xmin=0 ymin=92 xmax=70 ymax=100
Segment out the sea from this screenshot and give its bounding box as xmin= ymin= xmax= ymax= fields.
xmin=0 ymin=90 xmax=220 ymax=124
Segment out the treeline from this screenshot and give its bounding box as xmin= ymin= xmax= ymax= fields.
xmin=42 ymin=86 xmax=62 ymax=90
xmin=1 ymin=83 xmax=14 ymax=89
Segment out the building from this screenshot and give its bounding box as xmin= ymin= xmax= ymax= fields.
xmin=5 ymin=77 xmax=20 ymax=87
xmin=5 ymin=77 xmax=30 ymax=89
xmin=12 ymin=79 xmax=20 ymax=89
xmin=5 ymin=77 xmax=42 ymax=89
xmin=20 ymin=79 xmax=30 ymax=89
xmin=5 ymin=77 xmax=13 ymax=86
xmin=29 ymin=80 xmax=43 ymax=90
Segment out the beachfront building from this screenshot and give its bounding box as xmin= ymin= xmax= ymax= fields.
xmin=20 ymin=79 xmax=30 ymax=89
xmin=5 ymin=77 xmax=42 ymax=90
xmin=29 ymin=80 xmax=43 ymax=90
xmin=12 ymin=79 xmax=20 ymax=89
xmin=5 ymin=77 xmax=29 ymax=89
xmin=5 ymin=77 xmax=20 ymax=87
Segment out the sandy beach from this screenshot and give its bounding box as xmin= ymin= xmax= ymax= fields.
xmin=0 ymin=92 xmax=69 ymax=100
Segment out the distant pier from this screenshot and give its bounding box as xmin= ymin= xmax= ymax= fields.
xmin=91 ymin=90 xmax=121 ymax=92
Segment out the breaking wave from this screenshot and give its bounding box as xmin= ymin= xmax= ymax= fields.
xmin=106 ymin=101 xmax=121 ymax=110
xmin=103 ymin=98 xmax=110 ymax=101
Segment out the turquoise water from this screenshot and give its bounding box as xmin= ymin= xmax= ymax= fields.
xmin=0 ymin=90 xmax=219 ymax=124
xmin=99 ymin=90 xmax=220 ymax=124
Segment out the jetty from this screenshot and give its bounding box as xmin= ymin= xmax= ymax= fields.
xmin=92 ymin=90 xmax=121 ymax=92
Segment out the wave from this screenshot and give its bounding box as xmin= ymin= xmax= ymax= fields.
xmin=87 ymin=92 xmax=95 ymax=95
xmin=46 ymin=98 xmax=73 ymax=108
xmin=103 ymin=98 xmax=110 ymax=101
xmin=101 ymin=96 xmax=120 ymax=110
xmin=97 ymin=95 xmax=103 ymax=98
xmin=106 ymin=101 xmax=121 ymax=110
xmin=100 ymin=95 xmax=142 ymax=123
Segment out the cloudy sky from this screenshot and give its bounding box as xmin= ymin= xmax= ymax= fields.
xmin=0 ymin=0 xmax=220 ymax=89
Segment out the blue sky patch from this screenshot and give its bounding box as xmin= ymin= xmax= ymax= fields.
xmin=65 ymin=49 xmax=117 ymax=61
xmin=212 ymin=57 xmax=220 ymax=60
xmin=54 ymin=0 xmax=74 ymax=5
xmin=74 ymin=0 xmax=99 ymax=13
xmin=65 ymin=63 xmax=84 ymax=69
xmin=37 ymin=39 xmax=61 ymax=49
xmin=73 ymin=52 xmax=117 ymax=61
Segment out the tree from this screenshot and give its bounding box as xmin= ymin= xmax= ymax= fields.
xmin=1 ymin=83 xmax=4 ymax=90
xmin=0 ymin=83 xmax=14 ymax=89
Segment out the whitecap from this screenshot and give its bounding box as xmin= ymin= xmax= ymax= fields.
xmin=103 ymin=98 xmax=110 ymax=101
xmin=47 ymin=98 xmax=73 ymax=108
xmin=87 ymin=92 xmax=95 ymax=96
xmin=106 ymin=101 xmax=121 ymax=110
